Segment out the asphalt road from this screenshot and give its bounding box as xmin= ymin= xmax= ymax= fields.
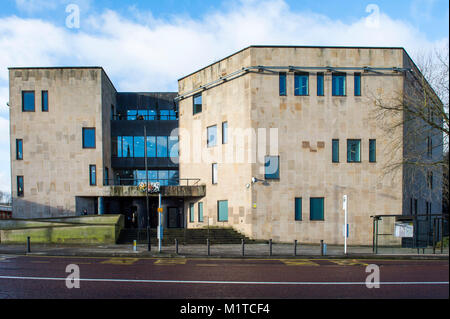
xmin=0 ymin=254 xmax=448 ymax=299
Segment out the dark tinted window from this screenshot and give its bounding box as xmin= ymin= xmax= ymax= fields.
xmin=82 ymin=128 xmax=96 ymax=149
xmin=22 ymin=91 xmax=35 ymax=112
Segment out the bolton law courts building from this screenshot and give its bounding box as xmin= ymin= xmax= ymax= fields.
xmin=9 ymin=46 xmax=443 ymax=245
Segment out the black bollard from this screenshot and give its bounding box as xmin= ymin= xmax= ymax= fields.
xmin=320 ymin=240 xmax=324 ymax=256
xmin=27 ymin=236 xmax=31 ymax=253
xmin=175 ymin=238 xmax=179 ymax=255
xmin=269 ymin=239 xmax=272 ymax=256
xmin=241 ymin=238 xmax=245 ymax=257
xmin=294 ymin=240 xmax=297 ymax=256
xmin=207 ymin=238 xmax=210 ymax=256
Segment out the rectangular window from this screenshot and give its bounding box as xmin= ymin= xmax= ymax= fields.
xmin=168 ymin=170 xmax=179 ymax=186
xmin=89 ymin=165 xmax=96 ymax=186
xmin=16 ymin=139 xmax=23 ymax=160
xmin=222 ymin=122 xmax=228 ymax=144
xmin=332 ymin=139 xmax=339 ymax=163
xmin=17 ymin=176 xmax=24 ymax=197
xmin=212 ymin=163 xmax=218 ymax=185
xmin=207 ymin=125 xmax=217 ymax=148
xmin=168 ymin=136 xmax=179 ymax=158
xmin=295 ymin=198 xmax=302 ymax=221
xmin=134 ymin=136 xmax=145 ymax=157
xmin=147 ymin=136 xmax=157 ymax=157
xmin=347 ymin=139 xmax=361 ymax=163
xmin=354 ymin=73 xmax=361 ymax=96
xmin=294 ymin=72 xmax=309 ymax=96
xmin=122 ymin=136 xmax=134 ymax=157
xmin=104 ymin=167 xmax=109 ymax=186
xmin=369 ymin=139 xmax=376 ymax=163
xmin=317 ymin=73 xmax=324 ymax=96
xmin=160 ymin=110 xmax=177 ymax=120
xmin=310 ymin=197 xmax=324 ymax=221
xmin=265 ymin=156 xmax=280 ymax=179
xmin=157 ymin=136 xmax=168 ymax=157
xmin=198 ymin=202 xmax=204 ymax=222
xmin=332 ymin=73 xmax=346 ymax=96
xmin=193 ymin=93 xmax=202 ymax=115
xmin=41 ymin=91 xmax=49 ymax=112
xmin=218 ymin=200 xmax=228 ymax=222
xmin=158 ymin=170 xmax=169 ymax=186
xmin=190 ymin=203 xmax=195 ymax=223
xmin=82 ymin=128 xmax=96 ymax=149
xmin=22 ymin=91 xmax=35 ymax=112
xmin=279 ymin=72 xmax=287 ymax=96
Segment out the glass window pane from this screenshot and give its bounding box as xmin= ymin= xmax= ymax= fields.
xmin=160 ymin=110 xmax=170 ymax=120
xmin=212 ymin=163 xmax=218 ymax=184
xmin=317 ymin=73 xmax=324 ymax=96
xmin=193 ymin=93 xmax=202 ymax=115
xmin=16 ymin=139 xmax=23 ymax=160
xmin=116 ymin=136 xmax=123 ymax=157
xmin=122 ymin=136 xmax=134 ymax=157
xmin=310 ymin=198 xmax=324 ymax=220
xmin=207 ymin=125 xmax=217 ymax=147
xmin=332 ymin=73 xmax=346 ymax=96
xmin=158 ymin=170 xmax=169 ymax=186
xmin=279 ymin=72 xmax=287 ymax=96
xmin=147 ymin=136 xmax=156 ymax=157
xmin=157 ymin=136 xmax=168 ymax=157
xmin=134 ymin=136 xmax=145 ymax=157
xmin=295 ymin=198 xmax=302 ymax=221
xmin=369 ymin=139 xmax=376 ymax=162
xmin=22 ymin=91 xmax=35 ymax=112
xmin=295 ymin=73 xmax=309 ymax=96
xmin=265 ymin=156 xmax=280 ymax=179
xmin=83 ymin=128 xmax=96 ymax=148
xmin=222 ymin=122 xmax=228 ymax=144
xmin=17 ymin=176 xmax=24 ymax=197
xmin=148 ymin=110 xmax=157 ymax=120
xmin=190 ymin=203 xmax=195 ymax=222
xmin=168 ymin=170 xmax=179 ymax=186
xmin=137 ymin=110 xmax=148 ymax=120
xmin=198 ymin=202 xmax=204 ymax=222
xmin=168 ymin=136 xmax=179 ymax=158
xmin=354 ymin=73 xmax=361 ymax=96
xmin=218 ymin=200 xmax=228 ymax=222
xmin=127 ymin=110 xmax=137 ymax=120
xmin=89 ymin=165 xmax=96 ymax=186
xmin=42 ymin=91 xmax=48 ymax=111
xmin=332 ymin=139 xmax=339 ymax=163
xmin=347 ymin=140 xmax=361 ymax=162
xmin=149 ymin=170 xmax=158 ymax=183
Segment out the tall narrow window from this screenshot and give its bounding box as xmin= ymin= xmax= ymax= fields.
xmin=157 ymin=136 xmax=168 ymax=157
xmin=354 ymin=73 xmax=361 ymax=96
xmin=198 ymin=202 xmax=204 ymax=222
xmin=147 ymin=136 xmax=157 ymax=157
xmin=332 ymin=73 xmax=346 ymax=96
xmin=134 ymin=136 xmax=145 ymax=157
xmin=193 ymin=93 xmax=202 ymax=115
xmin=369 ymin=139 xmax=376 ymax=163
xmin=104 ymin=167 xmax=109 ymax=186
xmin=222 ymin=122 xmax=228 ymax=144
xmin=212 ymin=163 xmax=218 ymax=185
xmin=310 ymin=197 xmax=324 ymax=221
xmin=332 ymin=139 xmax=339 ymax=163
xmin=168 ymin=136 xmax=179 ymax=158
xmin=16 ymin=139 xmax=23 ymax=160
xmin=22 ymin=91 xmax=35 ymax=112
xmin=190 ymin=203 xmax=195 ymax=223
xmin=279 ymin=72 xmax=287 ymax=96
xmin=89 ymin=165 xmax=97 ymax=186
xmin=295 ymin=198 xmax=302 ymax=221
xmin=82 ymin=128 xmax=96 ymax=149
xmin=207 ymin=125 xmax=217 ymax=148
xmin=347 ymin=139 xmax=361 ymax=163
xmin=17 ymin=176 xmax=24 ymax=197
xmin=218 ymin=200 xmax=228 ymax=222
xmin=265 ymin=156 xmax=280 ymax=179
xmin=317 ymin=72 xmax=324 ymax=96
xmin=294 ymin=72 xmax=309 ymax=96
xmin=122 ymin=136 xmax=134 ymax=157
xmin=41 ymin=91 xmax=49 ymax=112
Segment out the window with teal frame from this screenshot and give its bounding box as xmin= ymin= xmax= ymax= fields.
xmin=198 ymin=202 xmax=204 ymax=222
xmin=294 ymin=72 xmax=309 ymax=96
xmin=332 ymin=139 xmax=339 ymax=163
xmin=295 ymin=198 xmax=302 ymax=221
xmin=369 ymin=139 xmax=376 ymax=163
xmin=218 ymin=200 xmax=228 ymax=222
xmin=310 ymin=197 xmax=324 ymax=221
xmin=347 ymin=139 xmax=361 ymax=162
xmin=317 ymin=73 xmax=324 ymax=96
xmin=190 ymin=203 xmax=195 ymax=223
xmin=332 ymin=73 xmax=346 ymax=96
xmin=279 ymin=72 xmax=287 ymax=96
xmin=265 ymin=156 xmax=280 ymax=179
xmin=354 ymin=73 xmax=361 ymax=96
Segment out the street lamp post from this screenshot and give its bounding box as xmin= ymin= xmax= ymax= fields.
xmin=144 ymin=126 xmax=151 ymax=251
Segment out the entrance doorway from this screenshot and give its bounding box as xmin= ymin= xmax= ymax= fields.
xmin=168 ymin=207 xmax=183 ymax=228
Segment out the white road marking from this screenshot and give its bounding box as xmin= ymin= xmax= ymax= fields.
xmin=0 ymin=275 xmax=448 ymax=286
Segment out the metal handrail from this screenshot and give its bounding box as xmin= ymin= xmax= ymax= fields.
xmin=105 ymin=178 xmax=201 ymax=187
xmin=112 ymin=115 xmax=178 ymax=121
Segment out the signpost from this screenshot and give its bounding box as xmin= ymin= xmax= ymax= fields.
xmin=343 ymin=195 xmax=348 ymax=255
xmin=158 ymin=194 xmax=163 ymax=253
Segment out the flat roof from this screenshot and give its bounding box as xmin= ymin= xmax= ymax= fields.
xmin=177 ymin=45 xmax=406 ymax=81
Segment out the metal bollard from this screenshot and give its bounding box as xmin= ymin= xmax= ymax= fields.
xmin=241 ymin=238 xmax=245 ymax=257
xmin=294 ymin=240 xmax=297 ymax=256
xmin=207 ymin=238 xmax=210 ymax=256
xmin=27 ymin=236 xmax=31 ymax=253
xmin=320 ymin=240 xmax=324 ymax=256
xmin=175 ymin=238 xmax=179 ymax=255
xmin=269 ymin=239 xmax=272 ymax=256
xmin=147 ymin=226 xmax=151 ymax=252
xmin=133 ymin=240 xmax=137 ymax=252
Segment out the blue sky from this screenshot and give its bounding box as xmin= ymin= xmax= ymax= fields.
xmin=0 ymin=0 xmax=448 ymax=193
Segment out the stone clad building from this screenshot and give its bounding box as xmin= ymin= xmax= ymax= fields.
xmin=9 ymin=46 xmax=443 ymax=245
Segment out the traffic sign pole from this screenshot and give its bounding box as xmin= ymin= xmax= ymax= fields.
xmin=343 ymin=195 xmax=348 ymax=255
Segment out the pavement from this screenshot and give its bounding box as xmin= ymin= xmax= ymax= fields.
xmin=0 ymin=242 xmax=448 ymax=259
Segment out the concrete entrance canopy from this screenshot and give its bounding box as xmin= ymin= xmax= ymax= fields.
xmin=105 ymin=185 xmax=206 ymax=198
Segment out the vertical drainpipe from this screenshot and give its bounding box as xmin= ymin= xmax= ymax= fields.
xmin=98 ymin=197 xmax=104 ymax=215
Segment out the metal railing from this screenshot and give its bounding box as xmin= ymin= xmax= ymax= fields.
xmin=112 ymin=115 xmax=178 ymax=121
xmin=105 ymin=178 xmax=201 ymax=187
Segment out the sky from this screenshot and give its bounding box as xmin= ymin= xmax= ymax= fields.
xmin=0 ymin=0 xmax=448 ymax=194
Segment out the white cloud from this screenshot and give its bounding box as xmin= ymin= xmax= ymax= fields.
xmin=0 ymin=0 xmax=448 ymax=193
xmin=15 ymin=0 xmax=59 ymax=14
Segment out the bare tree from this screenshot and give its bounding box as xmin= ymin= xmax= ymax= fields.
xmin=0 ymin=191 xmax=12 ymax=205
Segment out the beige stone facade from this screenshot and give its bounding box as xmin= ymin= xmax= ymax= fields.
xmin=178 ymin=46 xmax=442 ymax=245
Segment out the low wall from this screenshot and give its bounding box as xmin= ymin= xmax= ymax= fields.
xmin=0 ymin=215 xmax=124 ymax=244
